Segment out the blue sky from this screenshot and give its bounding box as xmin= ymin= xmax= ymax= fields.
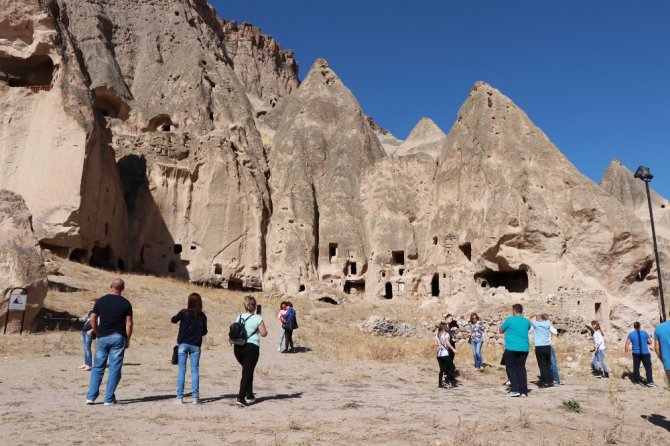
xmin=213 ymin=0 xmax=670 ymax=198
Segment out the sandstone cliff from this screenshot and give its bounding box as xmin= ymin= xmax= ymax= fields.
xmin=601 ymin=159 xmax=670 ymax=319
xmin=0 ymin=1 xmax=662 ymax=334
xmin=265 ymin=59 xmax=386 ymax=293
xmin=0 ymin=190 xmax=48 ymax=333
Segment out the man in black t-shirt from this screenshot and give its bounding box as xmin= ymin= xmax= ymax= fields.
xmin=85 ymin=279 xmax=133 ymax=405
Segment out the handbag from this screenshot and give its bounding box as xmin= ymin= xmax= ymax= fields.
xmin=172 ymin=312 xmax=198 ymax=365
xmin=171 ymin=345 xmax=179 ymax=365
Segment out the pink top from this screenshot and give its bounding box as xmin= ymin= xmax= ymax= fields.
xmin=278 ymin=309 xmax=287 ymax=324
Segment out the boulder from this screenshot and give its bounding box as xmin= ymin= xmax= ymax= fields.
xmin=0 ymin=191 xmax=48 ymax=333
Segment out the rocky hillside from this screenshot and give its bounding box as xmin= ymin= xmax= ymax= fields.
xmin=0 ymin=0 xmax=661 ymax=332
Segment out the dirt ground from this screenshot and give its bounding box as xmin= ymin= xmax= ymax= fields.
xmin=1 ymin=260 xmax=669 ymax=445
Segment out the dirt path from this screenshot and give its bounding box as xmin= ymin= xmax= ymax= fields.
xmin=1 ymin=261 xmax=669 ymax=445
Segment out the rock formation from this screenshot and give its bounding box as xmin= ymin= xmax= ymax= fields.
xmin=601 ymin=159 xmax=670 ymax=319
xmin=393 ymin=117 xmax=446 ymax=158
xmin=0 ymin=1 xmax=662 ymax=333
xmin=264 ymin=59 xmax=386 ymax=293
xmin=0 ymin=191 xmax=48 ymax=333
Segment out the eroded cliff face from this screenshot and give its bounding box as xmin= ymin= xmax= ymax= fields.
xmin=0 ymin=1 xmax=661 ymax=332
xmin=264 ymin=59 xmax=385 ymax=293
xmin=601 ymin=159 xmax=670 ymax=320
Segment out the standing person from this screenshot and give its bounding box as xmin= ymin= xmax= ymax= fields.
xmin=171 ymin=293 xmax=208 ymax=404
xmin=499 ymin=304 xmax=531 ymax=397
xmin=277 ymin=301 xmax=287 ymax=352
xmin=549 ymin=320 xmax=566 ymax=385
xmin=445 ymin=314 xmax=459 ymax=364
xmin=435 ymin=322 xmax=457 ymax=388
xmin=532 ymin=313 xmax=554 ymax=389
xmin=654 ymin=314 xmax=670 ymax=387
xmin=233 ymin=296 xmax=267 ymax=406
xmin=85 ymin=279 xmax=133 ymax=405
xmin=591 ymin=321 xmax=610 ymax=378
xmin=468 ymin=313 xmax=489 ymax=370
xmin=77 ymin=299 xmax=96 ymax=371
xmin=282 ymin=302 xmax=297 ymax=353
xmin=624 ymin=322 xmax=654 ymax=386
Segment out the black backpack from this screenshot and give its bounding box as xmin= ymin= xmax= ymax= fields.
xmin=229 ymin=315 xmax=258 ymax=346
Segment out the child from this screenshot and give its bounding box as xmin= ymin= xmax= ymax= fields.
xmin=277 ymin=301 xmax=287 ymax=352
xmin=78 ymin=300 xmax=96 ymax=371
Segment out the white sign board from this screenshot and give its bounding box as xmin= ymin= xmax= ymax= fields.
xmin=8 ymin=293 xmax=27 ymax=311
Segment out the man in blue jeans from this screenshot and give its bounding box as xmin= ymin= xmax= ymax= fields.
xmin=625 ymin=321 xmax=655 ymax=386
xmin=86 ymin=279 xmax=133 ymax=405
xmin=500 ymin=304 xmax=531 ymax=397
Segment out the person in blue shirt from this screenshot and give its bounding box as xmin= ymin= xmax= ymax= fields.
xmin=654 ymin=316 xmax=670 ymax=388
xmin=531 ymin=313 xmax=553 ymax=389
xmin=499 ymin=304 xmax=531 ymax=397
xmin=624 ymin=322 xmax=654 ymax=387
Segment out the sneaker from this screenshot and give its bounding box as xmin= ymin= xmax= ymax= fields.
xmin=603 ymin=372 xmax=610 ymax=379
xmin=506 ymin=392 xmax=521 ymax=397
xmin=192 ymin=398 xmax=200 ymax=404
xmin=646 ymin=382 xmax=657 ymax=388
xmin=245 ymin=395 xmax=256 ymax=404
xmin=85 ymin=399 xmax=95 ymax=405
xmin=441 ymin=381 xmax=453 ymax=388
xmin=554 ymin=380 xmax=566 ymax=385
xmin=175 ymin=398 xmax=183 ymax=404
xmin=103 ymin=400 xmax=117 ymax=406
xmin=235 ymin=398 xmax=247 ymax=407
xmin=277 ymin=346 xmax=282 ymax=352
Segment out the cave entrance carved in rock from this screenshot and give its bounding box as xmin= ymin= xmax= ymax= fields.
xmin=474 ymin=269 xmax=528 ymax=293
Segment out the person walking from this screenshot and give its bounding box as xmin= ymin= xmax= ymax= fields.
xmin=172 ymin=293 xmax=208 ymax=404
xmin=532 ymin=313 xmax=554 ymax=389
xmin=653 ymin=314 xmax=670 ymax=387
xmin=468 ymin=313 xmax=489 ymax=370
xmin=282 ymin=302 xmax=297 ymax=353
xmin=85 ymin=279 xmax=133 ymax=405
xmin=435 ymin=322 xmax=457 ymax=388
xmin=277 ymin=301 xmax=287 ymax=352
xmin=233 ymin=296 xmax=267 ymax=406
xmin=499 ymin=304 xmax=531 ymax=397
xmin=591 ymin=320 xmax=610 ymax=378
xmin=77 ymin=299 xmax=96 ymax=371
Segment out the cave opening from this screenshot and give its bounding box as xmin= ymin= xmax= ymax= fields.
xmin=391 ymin=250 xmax=405 ymax=265
xmin=459 ymin=242 xmax=472 ymax=261
xmin=0 ymin=54 xmax=54 ymax=87
xmin=90 ymin=245 xmax=113 ymax=269
xmin=384 ymin=282 xmax=393 ymax=299
xmin=431 ymin=273 xmax=440 ymax=297
xmin=474 ymin=269 xmax=528 ymax=293
xmin=344 ymin=280 xmax=365 ymax=294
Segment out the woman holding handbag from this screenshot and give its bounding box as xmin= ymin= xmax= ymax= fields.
xmin=171 ymin=293 xmax=208 ymax=404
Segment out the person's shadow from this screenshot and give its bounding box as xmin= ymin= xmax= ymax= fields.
xmin=641 ymin=414 xmax=670 ymax=432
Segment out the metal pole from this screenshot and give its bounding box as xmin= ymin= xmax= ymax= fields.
xmin=644 ymin=181 xmax=666 ymax=322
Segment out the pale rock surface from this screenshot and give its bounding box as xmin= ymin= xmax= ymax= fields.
xmin=0 ymin=190 xmax=48 ymax=333
xmin=600 ymin=159 xmax=670 ymax=318
xmin=366 ymin=115 xmax=403 ymax=156
xmin=265 ymin=59 xmax=386 ymax=294
xmin=426 ymin=82 xmax=657 ymax=332
xmin=0 ymin=0 xmax=129 ymax=267
xmin=394 ymin=117 xmax=447 ymax=158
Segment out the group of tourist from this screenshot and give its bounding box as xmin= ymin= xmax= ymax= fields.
xmin=434 ymin=303 xmax=670 ymax=396
xmin=80 ymin=279 xmax=670 ymax=406
xmin=81 ymin=280 xmax=298 ymax=407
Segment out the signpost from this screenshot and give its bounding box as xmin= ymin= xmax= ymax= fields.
xmin=3 ymin=287 xmax=29 ymax=334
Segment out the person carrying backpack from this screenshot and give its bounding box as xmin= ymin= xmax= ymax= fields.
xmin=282 ymin=302 xmax=298 ymax=353
xmin=232 ymin=296 xmax=267 ymax=406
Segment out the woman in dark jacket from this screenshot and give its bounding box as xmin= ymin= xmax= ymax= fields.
xmin=171 ymin=293 xmax=208 ymax=404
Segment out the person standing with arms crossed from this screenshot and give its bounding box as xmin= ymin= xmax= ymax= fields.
xmin=500 ymin=304 xmax=531 ymax=397
xmin=86 ymin=279 xmax=133 ymax=405
xmin=654 ymin=313 xmax=670 ymax=387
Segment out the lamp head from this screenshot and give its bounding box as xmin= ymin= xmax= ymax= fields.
xmin=634 ymin=166 xmax=653 ymax=182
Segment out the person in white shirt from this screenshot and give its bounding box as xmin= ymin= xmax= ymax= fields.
xmin=591 ymin=320 xmax=610 ymax=378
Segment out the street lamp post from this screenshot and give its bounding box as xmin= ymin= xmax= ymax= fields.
xmin=634 ymin=166 xmax=666 ymax=322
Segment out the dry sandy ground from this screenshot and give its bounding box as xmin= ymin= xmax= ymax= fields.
xmin=1 ymin=260 xmax=669 ymax=446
